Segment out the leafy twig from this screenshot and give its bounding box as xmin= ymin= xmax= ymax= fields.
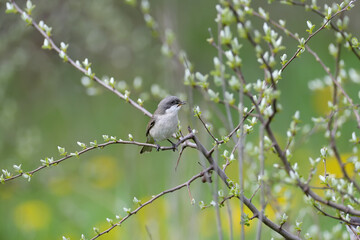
xmin=2 ymin=134 xmax=195 ymax=184
xmin=10 ymin=0 xmax=152 ymax=118
xmin=90 ymin=167 xmax=213 ymax=240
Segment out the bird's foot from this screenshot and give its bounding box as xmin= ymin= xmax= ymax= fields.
xmin=156 ymin=144 xmax=161 ymax=151
xmin=171 ymin=143 xmax=176 ymax=152
xmin=167 ymin=139 xmax=177 ymax=152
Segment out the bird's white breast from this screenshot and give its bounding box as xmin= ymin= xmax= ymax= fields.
xmin=149 ymin=106 xmax=180 ymax=142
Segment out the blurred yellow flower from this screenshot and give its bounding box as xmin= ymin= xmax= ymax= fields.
xmin=199 ymin=206 xmax=217 ymax=237
xmin=316 ymin=153 xmax=355 ymax=179
xmin=13 ymin=200 xmax=51 ymax=231
xmin=312 ymin=87 xmax=332 ymax=115
xmin=313 ymin=153 xmax=357 ymax=198
xmin=136 ymin=197 xmax=167 ymax=238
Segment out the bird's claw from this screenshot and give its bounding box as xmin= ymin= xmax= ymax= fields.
xmin=167 ymin=139 xmax=178 ymax=152
xmin=156 ymin=144 xmax=161 ymax=151
xmin=171 ymin=142 xmax=177 ymax=152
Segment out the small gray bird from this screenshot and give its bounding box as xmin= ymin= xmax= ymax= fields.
xmin=140 ymin=96 xmax=186 ymax=154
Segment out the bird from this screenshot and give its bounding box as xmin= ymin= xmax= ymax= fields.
xmin=140 ymin=96 xmax=186 ymax=154
xmin=346 ymin=216 xmax=360 ymax=240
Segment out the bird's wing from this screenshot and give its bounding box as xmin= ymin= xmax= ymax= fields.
xmin=145 ymin=117 xmax=156 ymax=137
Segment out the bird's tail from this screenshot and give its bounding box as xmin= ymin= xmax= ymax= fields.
xmin=140 ymin=136 xmax=154 ymax=154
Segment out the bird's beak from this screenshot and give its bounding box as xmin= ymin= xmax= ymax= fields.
xmin=178 ymin=101 xmax=186 ymax=106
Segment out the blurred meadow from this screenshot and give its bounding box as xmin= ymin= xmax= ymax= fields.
xmin=0 ymin=0 xmax=359 ymax=239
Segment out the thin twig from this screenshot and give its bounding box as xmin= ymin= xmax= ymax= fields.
xmin=306 ymin=47 xmax=360 ymax=128
xmin=249 ymin=184 xmax=261 ymax=203
xmin=246 ymin=1 xmax=360 ymax=128
xmin=214 ymin=18 xmax=234 ymax=130
xmin=145 ymin=225 xmax=153 ymax=240
xmin=11 ymin=0 xmax=152 ymax=118
xmin=285 ymin=0 xmax=360 ymax=60
xmin=256 ymin=123 xmax=265 ymax=240
xmin=196 ymin=113 xmax=219 ymax=144
xmin=226 ymin=201 xmax=234 ymax=240
xmin=212 ymin=149 xmax=224 ymax=240
xmin=209 ymin=107 xmax=254 ymax=156
xmin=280 ymin=1 xmax=357 ymax=72
xmin=238 ymin=74 xmax=246 ymax=240
xmin=90 ymin=166 xmax=213 ymax=240
xmin=175 ymin=144 xmax=187 ymax=171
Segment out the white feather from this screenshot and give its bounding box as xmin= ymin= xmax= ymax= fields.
xmin=149 ymin=105 xmax=181 ymax=142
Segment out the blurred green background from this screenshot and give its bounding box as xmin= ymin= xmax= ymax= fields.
xmin=0 ymin=0 xmax=359 ymax=239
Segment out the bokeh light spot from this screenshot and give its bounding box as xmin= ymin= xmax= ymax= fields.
xmin=13 ymin=200 xmax=51 ymax=231
xmin=312 ymin=87 xmax=332 ymax=115
xmin=85 ymin=155 xmax=120 ymax=189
